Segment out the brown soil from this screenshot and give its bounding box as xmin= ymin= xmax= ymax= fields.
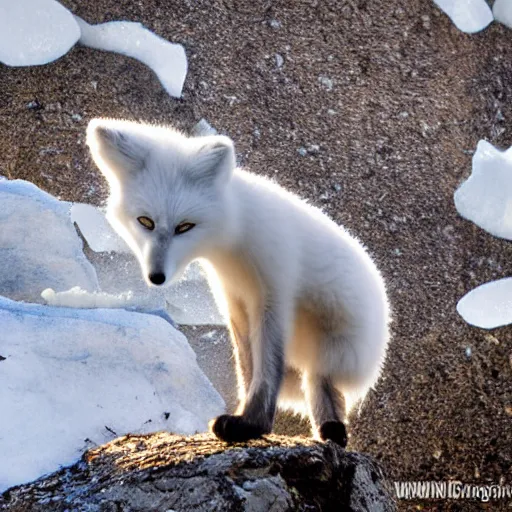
xmin=1 ymin=1 xmax=512 ymax=510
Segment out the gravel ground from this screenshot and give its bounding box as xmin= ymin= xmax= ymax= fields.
xmin=1 ymin=1 xmax=512 ymax=510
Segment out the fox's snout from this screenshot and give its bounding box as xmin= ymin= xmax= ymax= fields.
xmin=148 ymin=272 xmax=166 ymax=286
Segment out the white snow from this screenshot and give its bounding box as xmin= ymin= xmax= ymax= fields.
xmin=71 ymin=203 xmax=130 ymax=253
xmin=493 ymin=0 xmax=512 ymax=29
xmin=0 ymin=180 xmax=99 ymax=302
xmin=454 ymin=140 xmax=512 ymax=241
xmin=457 ymin=278 xmax=512 ymax=329
xmin=433 ymin=0 xmax=493 ymax=33
xmin=74 ymin=16 xmax=187 ymax=98
xmin=0 ymin=0 xmax=80 ymax=66
xmin=0 ymin=295 xmax=225 ymax=492
xmin=42 ymin=286 xmax=138 ymax=309
xmin=192 ymin=118 xmax=218 ymax=137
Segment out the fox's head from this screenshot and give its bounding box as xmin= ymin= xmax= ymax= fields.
xmin=86 ymin=119 xmax=236 ymax=287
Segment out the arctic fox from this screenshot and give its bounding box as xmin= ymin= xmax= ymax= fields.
xmin=86 ymin=119 xmax=390 ymax=446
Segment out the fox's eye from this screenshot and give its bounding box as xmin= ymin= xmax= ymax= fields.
xmin=137 ymin=216 xmax=155 ymax=230
xmin=175 ymin=222 xmax=195 ymax=235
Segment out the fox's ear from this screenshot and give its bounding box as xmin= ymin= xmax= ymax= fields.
xmin=86 ymin=119 xmax=147 ymax=185
xmin=190 ymin=135 xmax=235 ymax=186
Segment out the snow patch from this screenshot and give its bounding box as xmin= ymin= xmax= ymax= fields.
xmin=192 ymin=118 xmax=218 ymax=137
xmin=457 ymin=278 xmax=512 ymax=329
xmin=0 ymin=180 xmax=99 ymax=302
xmin=0 ymin=296 xmax=225 ymax=492
xmin=493 ymin=0 xmax=512 ymax=29
xmin=454 ymin=140 xmax=512 ymax=241
xmin=74 ymin=16 xmax=187 ymax=98
xmin=0 ymin=0 xmax=80 ymax=66
xmin=433 ymin=0 xmax=493 ymax=33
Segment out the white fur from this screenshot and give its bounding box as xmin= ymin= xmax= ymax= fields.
xmin=87 ymin=118 xmax=390 ymax=419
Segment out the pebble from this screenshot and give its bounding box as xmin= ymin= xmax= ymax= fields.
xmin=275 ymin=53 xmax=284 ymax=68
xmin=318 ymin=76 xmax=334 ymax=91
xmin=26 ymin=100 xmax=42 ymax=110
xmin=192 ymin=118 xmax=218 ymax=136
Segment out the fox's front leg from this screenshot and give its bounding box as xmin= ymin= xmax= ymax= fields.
xmin=211 ymin=305 xmax=285 ymax=442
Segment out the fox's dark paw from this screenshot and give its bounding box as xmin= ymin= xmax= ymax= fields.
xmin=210 ymin=414 xmax=266 ymax=443
xmin=319 ymin=421 xmax=348 ymax=448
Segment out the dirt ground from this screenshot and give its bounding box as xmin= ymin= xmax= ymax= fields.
xmin=1 ymin=1 xmax=512 ymax=510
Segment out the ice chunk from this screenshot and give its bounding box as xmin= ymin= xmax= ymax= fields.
xmin=165 ymin=262 xmax=225 ymax=325
xmin=0 ymin=180 xmax=99 ymax=302
xmin=90 ymin=252 xmax=225 ymax=325
xmin=457 ymin=278 xmax=512 ymax=329
xmin=71 ymin=203 xmax=130 ymax=253
xmin=42 ymin=286 xmax=138 ymax=309
xmin=41 ymin=286 xmax=176 ymax=326
xmin=454 ymin=140 xmax=512 ymax=241
xmin=192 ymin=118 xmax=218 ymax=137
xmin=74 ymin=16 xmax=187 ymax=98
xmin=493 ymin=0 xmax=512 ymax=29
xmin=433 ymin=0 xmax=493 ymax=33
xmin=0 ymin=0 xmax=80 ymax=66
xmin=0 ymin=296 xmax=225 ymax=492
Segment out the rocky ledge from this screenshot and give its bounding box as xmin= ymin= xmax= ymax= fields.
xmin=0 ymin=433 xmax=396 ymax=511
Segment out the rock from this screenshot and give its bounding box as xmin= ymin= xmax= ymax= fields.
xmin=0 ymin=433 xmax=396 ymax=511
xmin=318 ymin=76 xmax=334 ymax=91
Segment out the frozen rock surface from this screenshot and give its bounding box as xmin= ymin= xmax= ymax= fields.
xmin=493 ymin=0 xmax=512 ymax=29
xmin=434 ymin=0 xmax=493 ymax=33
xmin=454 ymin=140 xmax=512 ymax=241
xmin=0 ymin=296 xmax=225 ymax=492
xmin=457 ymin=277 xmax=512 ymax=329
xmin=74 ymin=16 xmax=187 ymax=98
xmin=0 ymin=180 xmax=99 ymax=302
xmin=0 ymin=0 xmax=80 ymax=66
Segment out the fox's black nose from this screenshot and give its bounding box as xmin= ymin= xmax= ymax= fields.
xmin=149 ymin=272 xmax=166 ymax=285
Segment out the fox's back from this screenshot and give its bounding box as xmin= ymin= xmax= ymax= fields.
xmin=230 ymin=169 xmax=386 ymax=320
